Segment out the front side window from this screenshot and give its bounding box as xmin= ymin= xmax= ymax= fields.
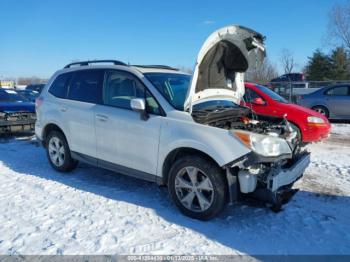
xmin=104 ymin=70 xmax=160 ymax=115
xmin=243 ymin=88 xmax=263 ymax=103
xmin=49 ymin=73 xmax=72 ymax=98
xmin=326 ymin=86 xmax=349 ymax=96
xmin=145 ymin=73 xmax=191 ymax=111
xmin=67 ymin=70 xmax=104 ymax=103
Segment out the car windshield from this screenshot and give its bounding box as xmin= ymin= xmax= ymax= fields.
xmin=17 ymin=90 xmax=39 ymax=101
xmin=192 ymin=100 xmax=240 ymax=111
xmin=0 ymin=90 xmax=29 ymax=102
xmin=255 ymin=84 xmax=288 ymax=103
xmin=144 ymin=73 xmax=191 ymax=111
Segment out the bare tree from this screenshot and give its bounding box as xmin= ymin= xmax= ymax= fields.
xmin=280 ymin=49 xmax=297 ymax=74
xmin=17 ymin=77 xmax=47 ymax=85
xmin=177 ymin=65 xmax=193 ymax=74
xmin=328 ymin=1 xmax=350 ymax=50
xmin=246 ymin=58 xmax=278 ymax=84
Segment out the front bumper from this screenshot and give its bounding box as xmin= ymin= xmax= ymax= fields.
xmin=0 ymin=112 xmax=36 ymax=134
xmin=0 ymin=119 xmax=36 ymax=133
xmin=303 ymin=123 xmax=331 ymax=142
xmin=240 ymin=152 xmax=310 ymax=207
xmin=266 ymin=152 xmax=310 ymax=191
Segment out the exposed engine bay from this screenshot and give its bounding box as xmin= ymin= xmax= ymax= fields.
xmin=191 ymin=104 xmax=299 ymax=146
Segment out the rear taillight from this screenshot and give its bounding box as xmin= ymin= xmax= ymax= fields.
xmin=35 ymin=96 xmax=44 ymax=110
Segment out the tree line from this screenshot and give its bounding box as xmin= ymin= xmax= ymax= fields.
xmin=248 ymin=0 xmax=350 ymax=83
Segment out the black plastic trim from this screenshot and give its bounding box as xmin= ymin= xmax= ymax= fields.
xmin=64 ymin=60 xmax=127 ymax=68
xmin=243 ymin=152 xmax=292 ymax=167
xmin=224 ymin=152 xmax=292 ymax=168
xmin=71 ymin=151 xmax=161 ymax=184
xmin=132 ymin=65 xmax=179 ymax=71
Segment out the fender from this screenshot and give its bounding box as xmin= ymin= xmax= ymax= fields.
xmin=156 ymin=117 xmax=251 ymax=177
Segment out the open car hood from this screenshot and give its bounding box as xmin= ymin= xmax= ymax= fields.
xmin=184 ymin=25 xmax=266 ymax=111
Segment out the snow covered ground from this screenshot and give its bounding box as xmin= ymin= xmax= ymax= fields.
xmin=0 ymin=124 xmax=349 ymax=255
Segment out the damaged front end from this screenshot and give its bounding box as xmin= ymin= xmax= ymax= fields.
xmin=192 ymin=103 xmax=309 ymax=209
xmin=186 ymin=25 xmax=310 ymax=209
xmin=228 ymin=149 xmax=310 ymax=210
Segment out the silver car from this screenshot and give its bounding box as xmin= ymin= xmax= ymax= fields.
xmin=35 ymin=25 xmax=310 ymax=220
xmin=298 ymin=84 xmax=350 ymax=119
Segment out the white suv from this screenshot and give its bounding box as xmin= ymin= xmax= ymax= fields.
xmin=35 ymin=25 xmax=310 ymax=220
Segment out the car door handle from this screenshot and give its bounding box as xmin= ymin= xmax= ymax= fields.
xmin=60 ymin=106 xmax=68 ymax=112
xmin=96 ymin=114 xmax=108 ymax=122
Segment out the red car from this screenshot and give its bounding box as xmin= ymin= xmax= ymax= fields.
xmin=242 ymin=83 xmax=331 ymax=143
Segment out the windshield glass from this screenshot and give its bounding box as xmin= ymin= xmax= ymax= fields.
xmin=144 ymin=73 xmax=191 ymax=111
xmin=192 ymin=100 xmax=240 ymax=111
xmin=255 ymin=84 xmax=288 ymax=103
xmin=0 ymin=90 xmax=28 ymax=102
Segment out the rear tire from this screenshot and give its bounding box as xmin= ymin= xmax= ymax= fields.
xmin=168 ymin=156 xmax=227 ymax=220
xmin=46 ymin=131 xmax=78 ymax=172
xmin=312 ymin=106 xmax=329 ymax=118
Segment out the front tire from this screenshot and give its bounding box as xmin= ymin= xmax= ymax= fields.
xmin=46 ymin=131 xmax=78 ymax=172
xmin=312 ymin=106 xmax=329 ymax=118
xmin=168 ymin=156 xmax=227 ymax=220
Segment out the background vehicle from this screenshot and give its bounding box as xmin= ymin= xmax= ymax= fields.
xmin=26 ymin=84 xmax=45 ymax=93
xmin=243 ymin=83 xmax=331 ymax=143
xmin=36 ymin=26 xmax=310 ymax=220
xmin=17 ymin=89 xmax=40 ymax=102
xmin=268 ymin=73 xmax=307 ymax=101
xmin=298 ymin=84 xmax=350 ymax=120
xmin=0 ymin=89 xmax=36 ymax=133
xmin=270 ymin=73 xmax=305 ymax=83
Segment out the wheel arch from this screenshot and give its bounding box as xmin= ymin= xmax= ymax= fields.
xmin=287 ymin=120 xmax=303 ymax=142
xmin=311 ymin=105 xmax=330 ymax=117
xmin=42 ymin=123 xmax=68 ymax=147
xmin=161 ymin=147 xmax=222 ymax=186
xmin=311 ymin=104 xmax=329 ymax=111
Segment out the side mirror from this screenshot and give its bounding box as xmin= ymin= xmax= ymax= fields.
xmin=252 ymin=97 xmax=266 ymax=105
xmin=130 ymin=98 xmax=149 ymax=120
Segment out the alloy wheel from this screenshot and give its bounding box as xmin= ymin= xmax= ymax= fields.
xmin=174 ymin=166 xmax=214 ymax=212
xmin=314 ymin=107 xmax=326 ymax=116
xmin=48 ymin=137 xmax=65 ymax=167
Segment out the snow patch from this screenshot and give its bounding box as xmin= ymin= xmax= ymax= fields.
xmin=0 ymin=124 xmax=349 ymax=255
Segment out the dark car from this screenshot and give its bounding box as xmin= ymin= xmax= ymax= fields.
xmin=298 ymin=84 xmax=350 ymax=119
xmin=26 ymin=84 xmax=45 ymax=93
xmin=17 ymin=89 xmax=40 ymax=102
xmin=0 ymin=89 xmax=36 ymax=133
xmin=270 ymin=73 xmax=305 ymax=83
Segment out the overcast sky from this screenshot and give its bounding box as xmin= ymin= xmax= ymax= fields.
xmin=0 ymin=0 xmax=347 ymax=78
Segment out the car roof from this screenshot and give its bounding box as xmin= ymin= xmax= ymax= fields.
xmin=131 ymin=66 xmax=190 ymax=75
xmin=56 ymin=62 xmax=190 ymax=76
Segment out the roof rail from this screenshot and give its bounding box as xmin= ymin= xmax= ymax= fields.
xmin=132 ymin=65 xmax=179 ymax=71
xmin=64 ymin=60 xmax=127 ymax=69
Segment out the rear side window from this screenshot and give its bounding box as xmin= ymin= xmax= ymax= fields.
xmin=67 ymin=70 xmax=104 ymax=104
xmin=49 ymin=73 xmax=72 ymax=98
xmin=325 ymin=86 xmax=349 ymax=96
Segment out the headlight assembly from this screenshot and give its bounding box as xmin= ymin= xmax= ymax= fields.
xmin=233 ymin=130 xmax=292 ymax=157
xmin=307 ymin=116 xmax=325 ymax=124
